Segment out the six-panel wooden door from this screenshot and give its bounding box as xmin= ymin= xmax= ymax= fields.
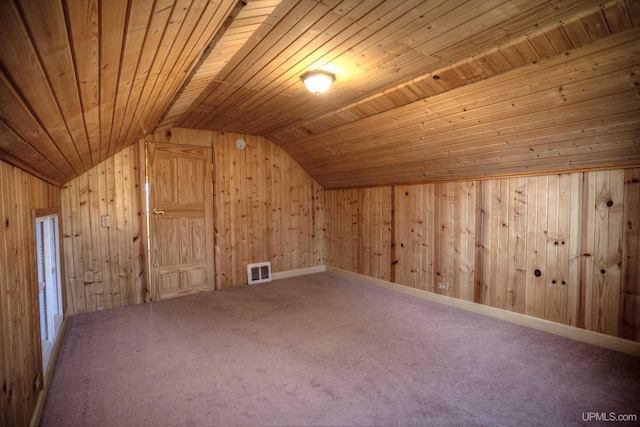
xmin=147 ymin=142 xmax=214 ymax=300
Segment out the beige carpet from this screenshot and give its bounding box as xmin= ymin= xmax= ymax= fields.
xmin=41 ymin=272 xmax=640 ymax=426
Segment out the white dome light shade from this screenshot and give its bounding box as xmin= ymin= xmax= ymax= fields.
xmin=301 ymin=70 xmax=335 ymax=95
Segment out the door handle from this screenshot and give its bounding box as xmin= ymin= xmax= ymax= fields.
xmin=153 ymin=208 xmax=165 ymax=215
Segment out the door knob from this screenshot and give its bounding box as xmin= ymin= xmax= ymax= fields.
xmin=153 ymin=208 xmax=165 ymax=215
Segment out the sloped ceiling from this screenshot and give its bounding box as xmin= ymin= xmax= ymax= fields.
xmin=0 ymin=0 xmax=638 ymax=188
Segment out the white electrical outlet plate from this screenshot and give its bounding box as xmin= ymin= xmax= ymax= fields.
xmin=101 ymin=215 xmax=110 ymax=228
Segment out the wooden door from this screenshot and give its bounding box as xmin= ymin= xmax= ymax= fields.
xmin=148 ymin=142 xmax=214 ymax=300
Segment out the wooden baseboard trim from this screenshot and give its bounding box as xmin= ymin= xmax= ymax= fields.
xmin=30 ymin=317 xmax=69 ymax=427
xmin=272 ymin=265 xmax=326 ymax=280
xmin=327 ymin=267 xmax=640 ymax=357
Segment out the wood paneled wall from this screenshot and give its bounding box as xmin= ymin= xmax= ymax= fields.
xmin=61 ymin=128 xmax=324 ymax=314
xmin=581 ymin=170 xmax=625 ymax=336
xmin=622 ymin=168 xmax=640 ymax=341
xmin=0 ymin=160 xmax=61 ymax=427
xmin=61 ymin=144 xmax=145 ymax=315
xmin=391 ymin=182 xmax=480 ymax=302
xmin=325 ymin=168 xmax=640 ymax=342
xmin=206 ymin=130 xmax=324 ymax=288
xmin=478 ymin=174 xmax=583 ymax=325
xmin=324 ymin=188 xmax=392 ymax=281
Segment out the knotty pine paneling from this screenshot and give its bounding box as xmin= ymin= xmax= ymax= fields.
xmin=324 ymin=189 xmax=358 ymax=274
xmin=434 ymin=182 xmax=479 ymax=302
xmin=286 ymin=26 xmax=640 ymax=189
xmin=211 ymin=131 xmax=324 ymax=288
xmin=61 ymin=144 xmax=145 ymax=315
xmin=391 ymin=182 xmax=479 ymax=299
xmin=183 ymin=0 xmax=626 ymax=138
xmin=0 ymin=0 xmax=237 ymax=185
xmin=0 ymin=160 xmax=61 ymax=427
xmin=2 ymin=1 xmax=638 ymax=190
xmin=392 ymin=185 xmax=435 ymax=291
xmin=270 ymin=0 xmax=637 ymax=145
xmin=622 ymin=168 xmax=640 ymax=341
xmin=60 ymin=128 xmax=325 ymax=311
xmin=478 ymin=174 xmax=582 ymax=325
xmin=325 ymin=182 xmax=478 ymax=297
xmin=324 ymin=187 xmax=392 ymax=281
xmin=581 ymin=169 xmax=625 ymax=336
xmin=158 ymin=0 xmax=281 ymax=130
xmin=325 ymin=168 xmax=640 ymax=342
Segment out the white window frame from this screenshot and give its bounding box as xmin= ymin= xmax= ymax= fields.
xmin=35 ymin=212 xmax=63 ymax=373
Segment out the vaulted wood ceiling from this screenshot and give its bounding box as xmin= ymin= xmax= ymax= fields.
xmin=1 ymin=0 xmax=638 ymax=188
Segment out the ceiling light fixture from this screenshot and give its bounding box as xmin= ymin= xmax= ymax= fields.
xmin=301 ymin=70 xmax=335 ymax=95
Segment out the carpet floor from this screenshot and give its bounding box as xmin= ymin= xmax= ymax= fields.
xmin=41 ymin=272 xmax=640 ymax=426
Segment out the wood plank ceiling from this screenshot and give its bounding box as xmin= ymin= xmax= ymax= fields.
xmin=0 ymin=0 xmax=638 ymax=188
